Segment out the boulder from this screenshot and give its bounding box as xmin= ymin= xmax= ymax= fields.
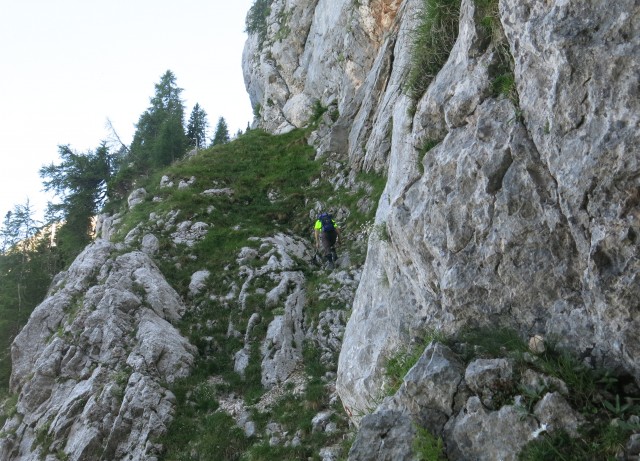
xmin=127 ymin=188 xmax=147 ymax=209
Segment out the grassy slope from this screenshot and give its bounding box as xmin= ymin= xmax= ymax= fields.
xmin=109 ymin=128 xmax=383 ymax=460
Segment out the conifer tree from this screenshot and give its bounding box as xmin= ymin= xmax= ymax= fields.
xmin=129 ymin=70 xmax=188 ymax=169
xmin=186 ymin=103 xmax=209 ymax=149
xmin=1 ymin=200 xmax=38 ymax=255
xmin=211 ymin=117 xmax=230 ymax=146
xmin=40 ymin=143 xmax=112 ymax=262
xmin=0 ymin=201 xmax=56 ymax=386
xmin=0 ymin=200 xmax=56 ymax=313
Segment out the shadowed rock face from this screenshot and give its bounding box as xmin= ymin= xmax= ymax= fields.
xmin=1 ymin=240 xmax=196 ymax=461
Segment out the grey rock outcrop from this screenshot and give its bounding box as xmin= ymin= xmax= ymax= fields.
xmin=384 ymin=343 xmax=465 ymax=433
xmin=261 ymin=270 xmax=306 ymax=388
xmin=465 ymin=358 xmax=514 ymax=409
xmin=244 ymin=0 xmax=639 ymax=456
xmin=347 ymin=343 xmax=587 ymax=461
xmin=226 ymin=233 xmax=312 ymax=388
xmin=127 ymin=188 xmax=147 ymax=209
xmin=188 ymin=269 xmax=210 ymax=297
xmin=336 ymin=0 xmax=640 ymax=416
xmin=0 ymin=240 xmax=196 ymax=461
xmin=348 ymin=409 xmax=417 ymax=461
xmin=171 ymin=221 xmax=209 ymax=247
xmin=444 ymin=397 xmax=539 ymax=461
xmin=243 ymin=0 xmax=403 ymax=136
xmin=140 ymin=233 xmax=160 ymax=255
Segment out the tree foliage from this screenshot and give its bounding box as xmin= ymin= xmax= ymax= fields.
xmin=212 ymin=117 xmax=230 ymax=146
xmin=1 ymin=200 xmax=39 ymax=254
xmin=246 ymin=0 xmax=274 ymax=47
xmin=187 ymin=103 xmax=209 ymax=149
xmin=129 ymin=70 xmax=188 ymax=169
xmin=40 ymin=142 xmax=112 ymax=262
xmin=0 ymin=203 xmax=59 ymax=388
xmin=108 ymin=70 xmax=189 ymax=201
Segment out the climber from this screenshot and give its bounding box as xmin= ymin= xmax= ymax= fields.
xmin=314 ymin=211 xmax=342 ymax=269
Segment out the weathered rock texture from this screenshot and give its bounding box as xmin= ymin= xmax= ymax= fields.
xmin=340 ymin=0 xmax=639 ymax=417
xmin=347 ymin=343 xmax=587 ymax=461
xmin=1 ymin=0 xmax=638 ymax=458
xmin=0 ymin=240 xmax=196 ymax=461
xmin=243 ymin=0 xmax=640 ymax=456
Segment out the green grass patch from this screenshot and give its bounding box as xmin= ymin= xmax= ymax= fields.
xmin=310 ymin=100 xmax=328 ymax=125
xmin=384 ymin=329 xmax=449 ymax=395
xmin=384 ymin=347 xmax=425 ymax=395
xmin=162 ymin=411 xmax=250 ymax=461
xmin=473 ymin=0 xmax=519 ymax=105
xmin=413 ymin=424 xmax=446 ymax=460
xmin=456 ymin=326 xmax=529 ymax=362
xmin=491 ymin=72 xmax=516 ymax=99
xmin=417 ymin=138 xmax=443 ymax=174
xmin=519 ymin=423 xmax=638 ymax=461
xmin=243 ymin=341 xmax=348 ymax=460
xmin=405 ymin=0 xmax=462 ymax=100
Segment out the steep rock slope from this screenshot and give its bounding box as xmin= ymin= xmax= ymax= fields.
xmin=1 ymin=130 xmax=378 ymax=460
xmin=0 ymin=0 xmax=638 ymax=459
xmin=244 ymin=0 xmax=640 ymax=457
xmin=0 ymin=240 xmax=196 ymax=460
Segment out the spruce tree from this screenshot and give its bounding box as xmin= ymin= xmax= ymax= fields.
xmin=212 ymin=117 xmax=230 ymax=146
xmin=186 ymin=103 xmax=209 ymax=149
xmin=129 ymin=70 xmax=188 ymax=169
xmin=0 ymin=201 xmax=56 ymax=387
xmin=1 ymin=200 xmax=38 ymax=254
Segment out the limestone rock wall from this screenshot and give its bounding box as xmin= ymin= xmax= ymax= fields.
xmin=0 ymin=240 xmax=196 ymax=461
xmin=243 ymin=0 xmax=403 ymax=138
xmin=1 ymin=0 xmax=638 ymax=458
xmin=242 ymin=0 xmax=640 ymax=422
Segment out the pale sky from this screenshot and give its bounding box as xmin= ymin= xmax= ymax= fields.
xmin=0 ymin=0 xmax=255 ymax=221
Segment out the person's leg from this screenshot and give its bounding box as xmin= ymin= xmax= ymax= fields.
xmin=325 ymin=231 xmax=338 ymax=267
xmin=320 ymin=232 xmax=334 ymax=267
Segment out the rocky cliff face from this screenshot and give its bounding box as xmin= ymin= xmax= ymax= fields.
xmin=244 ymin=0 xmax=640 ymax=457
xmin=0 ymin=240 xmax=196 ymax=460
xmin=1 ymin=0 xmax=638 ymax=459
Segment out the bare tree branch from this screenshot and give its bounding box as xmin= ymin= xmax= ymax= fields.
xmin=105 ymin=118 xmax=130 ymax=154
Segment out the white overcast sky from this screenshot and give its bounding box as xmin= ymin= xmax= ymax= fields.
xmin=0 ymin=0 xmax=255 ymax=221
